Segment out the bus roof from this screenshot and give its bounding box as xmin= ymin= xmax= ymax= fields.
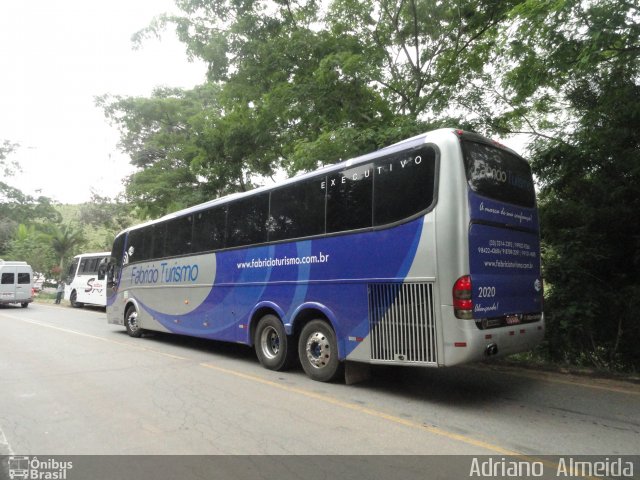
xmin=72 ymin=252 xmax=111 ymax=258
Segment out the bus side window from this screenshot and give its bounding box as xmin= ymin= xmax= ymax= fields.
xmin=97 ymin=258 xmax=108 ymax=281
xmin=165 ymin=215 xmax=193 ymax=257
xmin=127 ymin=227 xmax=158 ymax=262
xmin=269 ymin=177 xmax=326 ymax=241
xmin=192 ymin=207 xmax=226 ymax=253
xmin=326 ymin=163 xmax=373 ymax=233
xmin=79 ymin=258 xmax=89 ymax=274
xmin=66 ymin=258 xmax=79 ymax=284
xmin=108 ymin=233 xmax=126 ymax=289
xmin=227 ymin=194 xmax=269 ymax=248
xmin=85 ymin=258 xmax=98 ymax=274
xmin=151 ymin=223 xmax=167 ymax=260
xmin=373 ymin=146 xmax=437 ymax=225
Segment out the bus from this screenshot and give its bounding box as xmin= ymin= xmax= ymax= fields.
xmin=65 ymin=252 xmax=110 ymax=308
xmin=105 ymin=129 xmax=544 ymax=382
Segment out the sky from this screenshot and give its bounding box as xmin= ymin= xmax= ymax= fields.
xmin=0 ymin=0 xmax=206 ymax=204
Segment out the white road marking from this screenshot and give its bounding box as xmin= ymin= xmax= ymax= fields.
xmin=0 ymin=424 xmax=15 ymax=455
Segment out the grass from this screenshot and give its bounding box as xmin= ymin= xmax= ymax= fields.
xmin=33 ymin=292 xmax=67 ymax=305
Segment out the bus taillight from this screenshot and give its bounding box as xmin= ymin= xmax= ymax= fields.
xmin=453 ymin=275 xmax=473 ymax=319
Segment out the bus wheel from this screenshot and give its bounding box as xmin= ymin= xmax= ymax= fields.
xmin=298 ymin=320 xmax=343 ymax=382
xmin=254 ymin=314 xmax=295 ymax=371
xmin=21 ymin=302 xmax=28 ymax=308
xmin=125 ymin=305 xmax=143 ymax=338
xmin=70 ymin=291 xmax=83 ymax=308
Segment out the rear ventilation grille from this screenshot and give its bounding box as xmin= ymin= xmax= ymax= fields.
xmin=368 ymin=282 xmax=437 ymax=364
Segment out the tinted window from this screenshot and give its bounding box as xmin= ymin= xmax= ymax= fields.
xmin=111 ymin=233 xmax=126 ymax=267
xmin=108 ymin=233 xmax=126 ymax=288
xmin=126 ymin=227 xmax=152 ymax=262
xmin=374 ymin=146 xmax=437 ymax=225
xmin=462 ymin=141 xmax=535 ymax=208
xmin=89 ymin=259 xmax=99 ymax=273
xmin=165 ymin=215 xmax=193 ymax=257
xmin=97 ymin=257 xmax=108 ymax=280
xmin=66 ymin=258 xmax=79 ymax=283
xmin=269 ymin=178 xmax=326 ymax=241
xmin=79 ymin=258 xmax=88 ymax=274
xmin=18 ymin=273 xmax=30 ymax=284
xmin=227 ymin=194 xmax=269 ymax=247
xmin=326 ymin=164 xmax=373 ymax=233
xmin=150 ymin=223 xmax=167 ymax=259
xmin=193 ymin=207 xmax=226 ymax=253
xmin=81 ymin=258 xmax=101 ymax=274
xmin=1 ymin=273 xmax=14 ymax=284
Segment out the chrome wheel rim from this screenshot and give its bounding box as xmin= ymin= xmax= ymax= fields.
xmin=305 ymin=331 xmax=331 ymax=369
xmin=127 ymin=310 xmax=139 ymax=332
xmin=260 ymin=326 xmax=280 ymax=359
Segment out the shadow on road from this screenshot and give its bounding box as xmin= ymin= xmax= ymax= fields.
xmin=111 ymin=328 xmax=534 ymax=407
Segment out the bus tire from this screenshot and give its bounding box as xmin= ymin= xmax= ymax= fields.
xmin=254 ymin=314 xmax=295 ymax=371
xmin=69 ymin=290 xmax=83 ymax=308
xmin=298 ymin=320 xmax=343 ymax=382
xmin=125 ymin=305 xmax=143 ymax=338
xmin=21 ymin=302 xmax=28 ymax=308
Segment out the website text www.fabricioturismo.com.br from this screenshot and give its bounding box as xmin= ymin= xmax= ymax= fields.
xmin=237 ymin=252 xmax=330 ymax=269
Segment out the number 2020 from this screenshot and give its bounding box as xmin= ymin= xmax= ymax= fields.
xmin=478 ymin=286 xmax=496 ymax=298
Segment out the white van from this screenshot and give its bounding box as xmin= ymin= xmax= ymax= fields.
xmin=0 ymin=260 xmax=34 ymax=308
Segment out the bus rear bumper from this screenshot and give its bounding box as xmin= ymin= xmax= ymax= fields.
xmin=441 ymin=315 xmax=545 ymax=366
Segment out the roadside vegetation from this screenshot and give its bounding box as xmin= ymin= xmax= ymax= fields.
xmin=1 ymin=0 xmax=638 ymax=373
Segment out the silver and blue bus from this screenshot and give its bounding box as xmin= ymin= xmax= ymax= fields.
xmin=105 ymin=129 xmax=544 ymax=382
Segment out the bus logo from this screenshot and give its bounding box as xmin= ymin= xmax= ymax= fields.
xmin=7 ymin=456 xmax=73 ymax=479
xmin=8 ymin=456 xmax=29 ymax=479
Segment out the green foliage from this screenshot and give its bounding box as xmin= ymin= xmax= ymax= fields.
xmin=99 ymin=84 xmax=259 ymax=216
xmin=77 ymin=193 xmax=135 ymax=241
xmin=0 ymin=140 xmax=128 ymax=276
xmin=0 ymin=141 xmax=61 ymax=254
xmin=5 ymin=224 xmax=57 ymax=280
xmin=327 ymin=0 xmax=516 ymax=119
xmin=104 ymin=0 xmax=512 ymax=215
xmin=40 ymin=223 xmax=85 ymax=274
xmin=0 ymin=140 xmax=20 ymax=176
xmin=503 ymin=0 xmax=640 ymax=370
xmin=533 ymin=71 xmax=640 ymax=370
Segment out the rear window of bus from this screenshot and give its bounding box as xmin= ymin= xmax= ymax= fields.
xmin=462 ymin=141 xmax=536 ymax=208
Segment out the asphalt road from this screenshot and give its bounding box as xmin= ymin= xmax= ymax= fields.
xmin=1 ymin=303 xmax=638 ymax=459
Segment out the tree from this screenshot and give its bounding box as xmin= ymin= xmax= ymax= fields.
xmin=41 ymin=224 xmax=85 ymax=275
xmin=99 ymin=84 xmax=238 ymax=216
xmin=0 ymin=141 xmax=60 ymax=253
xmin=6 ymin=224 xmax=57 ymax=280
xmin=103 ymin=0 xmax=513 ymax=215
xmin=0 ymin=140 xmax=19 ymax=177
xmin=490 ymin=0 xmax=640 ymax=369
xmin=532 ymin=73 xmax=639 ymax=369
xmin=77 ymin=192 xmax=135 ymax=233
